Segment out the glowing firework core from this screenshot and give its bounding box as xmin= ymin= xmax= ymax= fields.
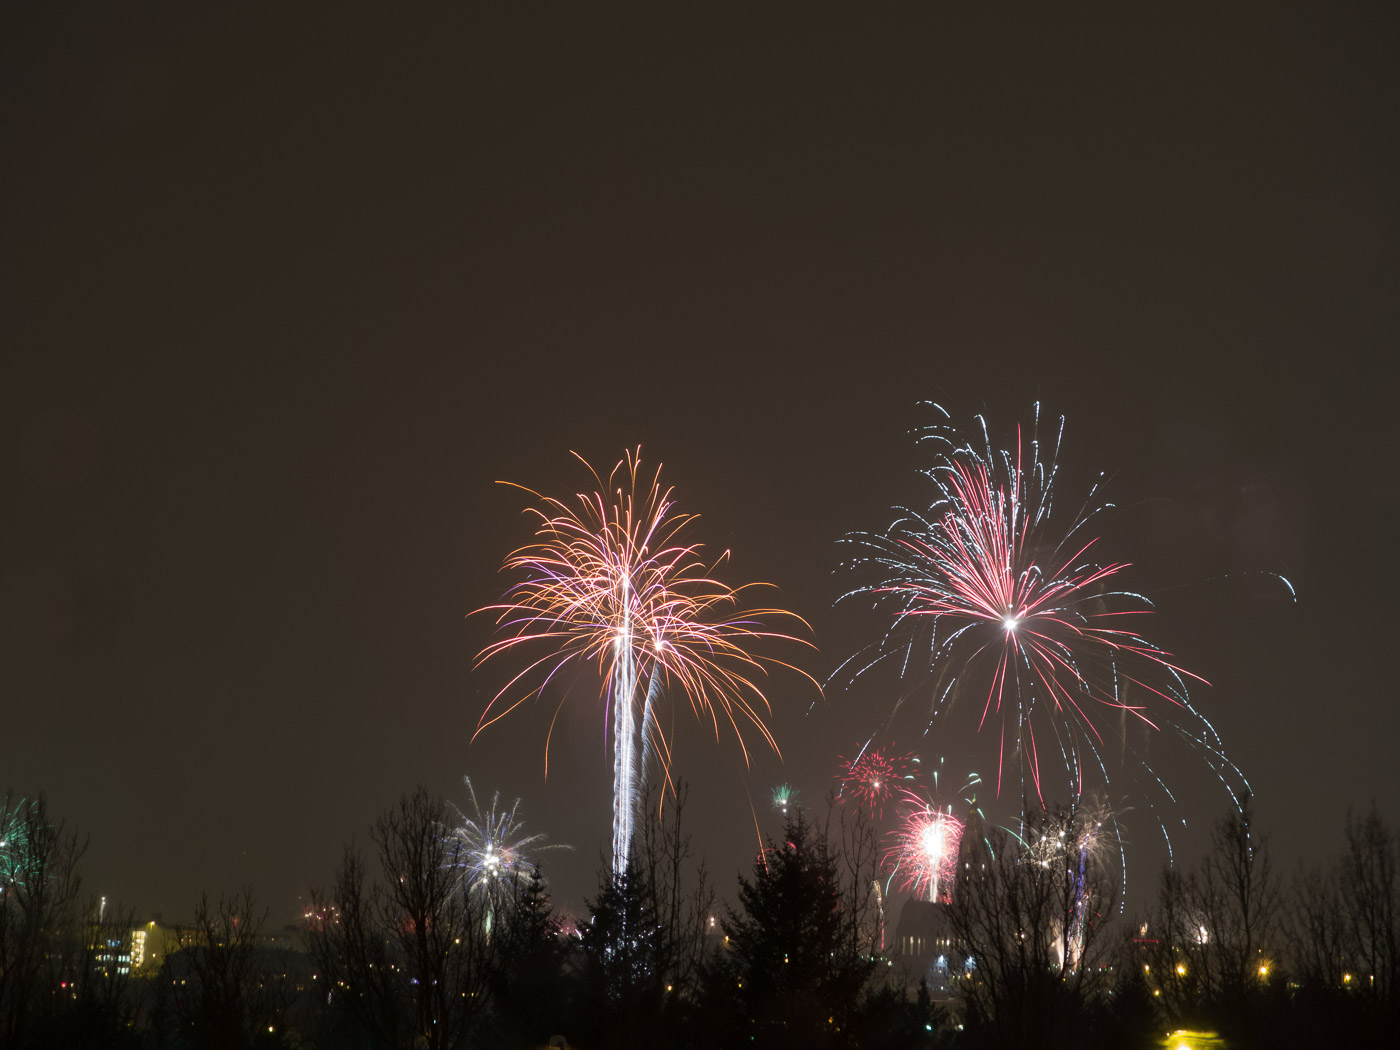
xmin=920 ymin=823 xmax=947 ymax=863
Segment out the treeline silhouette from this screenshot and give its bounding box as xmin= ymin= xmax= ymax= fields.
xmin=1 ymin=787 xmax=1395 ymax=1049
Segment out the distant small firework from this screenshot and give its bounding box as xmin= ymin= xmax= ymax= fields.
xmin=771 ymin=783 xmax=798 ymax=815
xmin=839 ymin=404 xmax=1249 ymax=815
xmin=836 ymin=749 xmax=918 ymax=816
xmin=475 ymin=449 xmax=816 ymax=875
xmin=301 ymin=901 xmax=341 ymax=932
xmin=885 ymin=800 xmax=964 ymax=904
xmin=1012 ymin=800 xmax=1118 ymax=970
xmin=445 ymin=778 xmax=568 ymax=927
xmin=1019 ymin=798 xmax=1116 ymax=874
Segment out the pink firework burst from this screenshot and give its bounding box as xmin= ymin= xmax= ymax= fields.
xmin=839 ymin=405 xmax=1244 ymax=809
xmin=885 ymin=802 xmax=964 ymax=903
xmin=836 ymin=749 xmax=918 ymax=815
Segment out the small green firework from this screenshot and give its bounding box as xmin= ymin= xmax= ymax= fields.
xmin=0 ymin=796 xmax=35 ymax=888
xmin=771 ymin=784 xmax=798 ymax=813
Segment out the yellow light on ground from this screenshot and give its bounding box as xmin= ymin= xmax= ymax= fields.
xmin=1258 ymin=963 xmax=1269 ymax=978
xmin=1161 ymin=1029 xmax=1226 ymax=1048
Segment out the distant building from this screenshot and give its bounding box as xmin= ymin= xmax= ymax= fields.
xmin=128 ymin=919 xmax=308 ymax=976
xmin=129 ymin=920 xmax=181 ymax=975
xmin=891 ymin=898 xmax=972 ymax=999
xmin=90 ymin=929 xmax=136 ymax=978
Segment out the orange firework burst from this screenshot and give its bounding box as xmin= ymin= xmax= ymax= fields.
xmin=474 ymin=449 xmax=816 ymax=873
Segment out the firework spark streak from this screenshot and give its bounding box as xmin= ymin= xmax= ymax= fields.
xmin=475 ymin=449 xmax=815 ymax=875
xmin=838 ymin=404 xmax=1246 ymax=816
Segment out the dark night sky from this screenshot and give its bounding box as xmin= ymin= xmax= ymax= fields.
xmin=3 ymin=4 xmax=1396 ymax=924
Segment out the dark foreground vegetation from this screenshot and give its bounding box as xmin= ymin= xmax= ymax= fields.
xmin=1 ymin=788 xmax=1395 ymax=1049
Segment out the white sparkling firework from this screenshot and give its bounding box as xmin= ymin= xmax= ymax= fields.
xmin=445 ymin=778 xmax=569 ymax=927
